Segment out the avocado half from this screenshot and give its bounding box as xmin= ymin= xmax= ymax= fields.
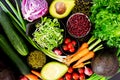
xmin=49 ymin=0 xmax=75 ymax=18
xmin=41 ymin=61 xmax=68 ymax=80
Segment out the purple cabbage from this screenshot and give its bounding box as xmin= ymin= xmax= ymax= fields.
xmin=21 ymin=0 xmax=48 ymax=22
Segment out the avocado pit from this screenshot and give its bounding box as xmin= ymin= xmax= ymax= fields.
xmin=55 ymin=2 xmax=66 ymax=14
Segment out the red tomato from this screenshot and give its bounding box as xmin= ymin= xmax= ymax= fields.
xmin=65 ymin=73 xmax=72 ymax=80
xmin=64 ymin=38 xmax=71 ymax=44
xmin=58 ymin=77 xmax=64 ymax=80
xmin=67 ymin=43 xmax=73 ymax=49
xmin=79 ymin=74 xmax=85 ymax=80
xmin=78 ymin=68 xmax=84 ymax=74
xmin=72 ymin=72 xmax=79 ymax=80
xmin=62 ymin=45 xmax=69 ymax=51
xmin=71 ymin=40 xmax=77 ymax=46
xmin=19 ymin=75 xmax=28 ymax=80
xmin=68 ymin=66 xmax=73 ymax=73
xmin=69 ymin=47 xmax=75 ymax=53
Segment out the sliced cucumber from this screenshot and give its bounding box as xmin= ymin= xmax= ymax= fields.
xmin=41 ymin=61 xmax=68 ymax=80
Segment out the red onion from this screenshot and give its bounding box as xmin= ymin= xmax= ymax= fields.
xmin=21 ymin=0 xmax=48 ymax=22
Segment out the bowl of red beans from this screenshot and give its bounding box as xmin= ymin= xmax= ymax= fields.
xmin=66 ymin=13 xmax=91 ymax=38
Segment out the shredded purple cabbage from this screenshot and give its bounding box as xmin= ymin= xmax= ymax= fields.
xmin=21 ymin=0 xmax=48 ymax=22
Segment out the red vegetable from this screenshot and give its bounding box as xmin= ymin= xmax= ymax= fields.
xmin=68 ymin=66 xmax=73 ymax=73
xmin=65 ymin=73 xmax=72 ymax=80
xmin=64 ymin=38 xmax=71 ymax=44
xmin=53 ymin=48 xmax=62 ymax=55
xmin=72 ymin=72 xmax=79 ymax=80
xmin=84 ymin=66 xmax=93 ymax=76
xmin=79 ymin=74 xmax=85 ymax=80
xmin=62 ymin=45 xmax=69 ymax=51
xmin=78 ymin=68 xmax=84 ymax=74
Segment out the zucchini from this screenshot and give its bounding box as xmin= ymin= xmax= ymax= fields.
xmin=0 ymin=10 xmax=28 ymax=56
xmin=0 ymin=34 xmax=30 ymax=75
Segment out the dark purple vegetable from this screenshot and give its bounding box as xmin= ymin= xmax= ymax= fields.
xmin=91 ymin=49 xmax=119 ymax=76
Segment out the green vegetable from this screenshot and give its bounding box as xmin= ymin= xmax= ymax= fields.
xmin=41 ymin=61 xmax=68 ymax=80
xmin=33 ymin=17 xmax=64 ymax=50
xmin=0 ymin=34 xmax=30 ymax=75
xmin=0 ymin=10 xmax=28 ymax=56
xmin=90 ymin=0 xmax=120 ymax=56
xmin=27 ymin=50 xmax=46 ymax=69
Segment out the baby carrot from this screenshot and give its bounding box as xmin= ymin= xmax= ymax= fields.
xmin=66 ymin=42 xmax=89 ymax=60
xmin=73 ymin=51 xmax=94 ymax=67
xmin=66 ymin=48 xmax=89 ymax=66
xmin=72 ymin=62 xmax=85 ymax=68
xmin=25 ymin=73 xmax=39 ymax=80
xmin=31 ymin=70 xmax=41 ymax=78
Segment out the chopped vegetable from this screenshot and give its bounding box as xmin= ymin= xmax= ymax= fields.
xmin=27 ymin=50 xmax=46 ymax=69
xmin=31 ymin=70 xmax=41 ymax=78
xmin=21 ymin=0 xmax=48 ymax=22
xmin=33 ymin=17 xmax=64 ymax=50
xmin=84 ymin=66 xmax=93 ymax=76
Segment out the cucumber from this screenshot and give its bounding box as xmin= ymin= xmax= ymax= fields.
xmin=0 ymin=10 xmax=28 ymax=56
xmin=0 ymin=34 xmax=30 ymax=75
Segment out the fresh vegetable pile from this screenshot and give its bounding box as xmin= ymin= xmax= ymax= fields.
xmin=0 ymin=0 xmax=120 ymax=80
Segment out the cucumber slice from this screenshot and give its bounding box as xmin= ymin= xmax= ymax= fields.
xmin=41 ymin=61 xmax=68 ymax=80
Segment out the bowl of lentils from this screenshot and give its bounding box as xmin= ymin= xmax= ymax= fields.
xmin=66 ymin=13 xmax=91 ymax=38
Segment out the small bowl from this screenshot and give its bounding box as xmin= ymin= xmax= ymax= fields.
xmin=66 ymin=13 xmax=91 ymax=38
xmin=60 ymin=35 xmax=80 ymax=55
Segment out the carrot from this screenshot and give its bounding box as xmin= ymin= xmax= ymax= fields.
xmin=73 ymin=51 xmax=94 ymax=67
xmin=72 ymin=62 xmax=85 ymax=68
xmin=25 ymin=73 xmax=39 ymax=80
xmin=65 ymin=48 xmax=89 ymax=66
xmin=31 ymin=70 xmax=41 ymax=78
xmin=65 ymin=42 xmax=89 ymax=61
xmin=73 ymin=61 xmax=91 ymax=68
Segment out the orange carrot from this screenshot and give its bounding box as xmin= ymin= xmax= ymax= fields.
xmin=72 ymin=62 xmax=85 ymax=68
xmin=25 ymin=73 xmax=39 ymax=80
xmin=73 ymin=51 xmax=94 ymax=67
xmin=65 ymin=48 xmax=89 ymax=66
xmin=31 ymin=70 xmax=41 ymax=78
xmin=66 ymin=42 xmax=89 ymax=60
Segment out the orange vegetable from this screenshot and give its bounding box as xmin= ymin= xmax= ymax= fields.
xmin=31 ymin=70 xmax=41 ymax=78
xmin=25 ymin=73 xmax=39 ymax=80
xmin=65 ymin=48 xmax=89 ymax=66
xmin=73 ymin=51 xmax=94 ymax=67
xmin=65 ymin=42 xmax=89 ymax=61
xmin=72 ymin=62 xmax=85 ymax=68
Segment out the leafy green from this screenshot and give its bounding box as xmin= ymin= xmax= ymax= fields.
xmin=90 ymin=0 xmax=120 ymax=55
xmin=33 ymin=17 xmax=64 ymax=50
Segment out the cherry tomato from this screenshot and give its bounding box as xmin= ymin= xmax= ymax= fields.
xmin=69 ymin=47 xmax=75 ymax=53
xmin=65 ymin=73 xmax=72 ymax=80
xmin=64 ymin=38 xmax=71 ymax=44
xmin=67 ymin=43 xmax=73 ymax=49
xmin=79 ymin=74 xmax=85 ymax=80
xmin=68 ymin=66 xmax=73 ymax=73
xmin=58 ymin=77 xmax=64 ymax=80
xmin=19 ymin=75 xmax=28 ymax=80
xmin=78 ymin=68 xmax=84 ymax=74
xmin=72 ymin=72 xmax=79 ymax=80
xmin=71 ymin=40 xmax=77 ymax=46
xmin=62 ymin=44 xmax=69 ymax=51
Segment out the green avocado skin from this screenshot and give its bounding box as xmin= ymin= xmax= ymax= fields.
xmin=41 ymin=61 xmax=68 ymax=80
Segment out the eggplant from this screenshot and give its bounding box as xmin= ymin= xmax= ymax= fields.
xmin=91 ymin=48 xmax=119 ymax=77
